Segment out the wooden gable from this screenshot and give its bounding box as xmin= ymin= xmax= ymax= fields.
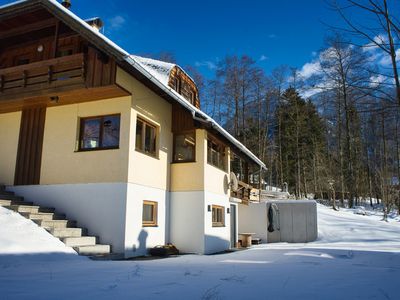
xmin=168 ymin=66 xmax=200 ymax=109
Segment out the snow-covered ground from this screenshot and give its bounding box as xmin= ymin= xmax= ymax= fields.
xmin=0 ymin=205 xmax=399 ymax=300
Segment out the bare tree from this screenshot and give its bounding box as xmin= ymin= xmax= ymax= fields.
xmin=331 ymin=0 xmax=400 ymax=104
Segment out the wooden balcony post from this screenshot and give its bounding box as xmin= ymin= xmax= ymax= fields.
xmin=52 ymin=20 xmax=60 ymax=58
xmin=22 ymin=71 xmax=27 ymax=87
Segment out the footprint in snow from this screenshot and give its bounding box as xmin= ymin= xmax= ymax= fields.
xmin=220 ymin=275 xmax=246 ymax=283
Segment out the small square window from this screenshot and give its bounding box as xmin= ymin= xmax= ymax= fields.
xmin=136 ymin=117 xmax=157 ymax=157
xmin=212 ymin=205 xmax=225 ymax=227
xmin=79 ymin=114 xmax=120 ymax=151
xmin=142 ymin=201 xmax=158 ymax=227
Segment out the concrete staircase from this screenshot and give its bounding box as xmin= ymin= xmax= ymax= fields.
xmin=0 ymin=185 xmax=111 ymax=256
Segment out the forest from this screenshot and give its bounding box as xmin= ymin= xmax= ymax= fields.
xmin=183 ymin=0 xmax=400 ymax=215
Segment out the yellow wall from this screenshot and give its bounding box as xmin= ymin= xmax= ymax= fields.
xmin=170 ymin=129 xmax=206 ymax=192
xmin=116 ymin=68 xmax=172 ymax=190
xmin=170 ymin=129 xmax=231 ymax=195
xmin=0 ymin=111 xmax=21 ymax=185
xmin=40 ymin=97 xmax=131 ymax=184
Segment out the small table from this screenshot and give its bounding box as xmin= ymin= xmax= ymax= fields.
xmin=239 ymin=233 xmax=255 ymax=248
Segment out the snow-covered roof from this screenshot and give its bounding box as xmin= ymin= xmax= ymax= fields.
xmin=0 ymin=0 xmax=266 ymax=169
xmin=130 ymin=55 xmax=175 ymax=87
xmin=131 ymin=55 xmax=197 ymax=87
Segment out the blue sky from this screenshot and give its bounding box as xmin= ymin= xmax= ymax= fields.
xmin=79 ymin=0 xmax=342 ymax=77
xmin=0 ymin=0 xmax=351 ymax=77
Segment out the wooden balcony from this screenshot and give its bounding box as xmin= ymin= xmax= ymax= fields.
xmin=0 ymin=53 xmax=86 ymax=101
xmin=0 ymin=51 xmax=130 ymax=113
xmin=231 ymin=181 xmax=257 ymax=205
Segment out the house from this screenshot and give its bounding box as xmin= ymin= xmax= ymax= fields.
xmin=0 ymin=0 xmax=266 ymax=257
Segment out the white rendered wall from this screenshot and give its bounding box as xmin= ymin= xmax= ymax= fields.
xmin=169 ymin=191 xmax=205 ymax=254
xmin=204 ymin=191 xmax=231 ymax=254
xmin=124 ymin=183 xmax=167 ymax=257
xmin=238 ymin=202 xmax=268 ymax=242
xmin=10 ymin=183 xmax=128 ymax=253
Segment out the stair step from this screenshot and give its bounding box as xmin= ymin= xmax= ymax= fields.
xmin=0 ymin=200 xmax=33 ymax=208
xmin=33 ymin=219 xmax=76 ymax=229
xmin=11 ymin=200 xmax=34 ymax=206
xmin=38 ymin=207 xmax=56 ymax=213
xmin=50 ymin=227 xmax=82 ymax=238
xmin=21 ymin=212 xmax=65 ymax=221
xmin=0 ymin=199 xmax=11 ymax=207
xmin=74 ymin=244 xmax=111 ymax=256
xmin=9 ymin=205 xmax=40 ymax=213
xmin=62 ymin=236 xmax=96 ymax=247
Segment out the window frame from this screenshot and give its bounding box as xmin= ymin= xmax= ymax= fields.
xmin=135 ymin=117 xmax=158 ymax=158
xmin=142 ymin=200 xmax=158 ymax=227
xmin=172 ymin=130 xmax=196 ymax=163
xmin=207 ymin=134 xmax=227 ymax=171
xmin=78 ymin=113 xmax=121 ymax=152
xmin=173 ymin=77 xmax=181 ymax=93
xmin=212 ymin=205 xmax=225 ymax=227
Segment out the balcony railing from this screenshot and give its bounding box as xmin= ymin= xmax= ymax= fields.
xmin=0 ymin=53 xmax=85 ymax=100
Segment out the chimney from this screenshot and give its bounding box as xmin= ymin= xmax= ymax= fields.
xmin=85 ymin=17 xmax=104 ymax=32
xmin=61 ymin=0 xmax=71 ymax=9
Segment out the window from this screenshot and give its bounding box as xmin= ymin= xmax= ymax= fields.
xmin=173 ymin=77 xmax=181 ymax=93
xmin=142 ymin=201 xmax=158 ymax=226
xmin=173 ymin=131 xmax=195 ymax=162
xmin=207 ymin=137 xmax=226 ymax=171
xmin=135 ymin=118 xmax=157 ymax=157
xmin=212 ymin=205 xmax=225 ymax=227
xmin=188 ymin=91 xmax=195 ymax=105
xmin=79 ymin=114 xmax=120 ymax=151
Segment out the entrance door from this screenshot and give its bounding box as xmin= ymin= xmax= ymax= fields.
xmin=230 ymin=204 xmax=237 ymax=248
xmin=14 ymin=106 xmax=46 ymax=185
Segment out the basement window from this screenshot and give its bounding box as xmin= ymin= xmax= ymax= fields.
xmin=173 ymin=131 xmax=196 ymax=162
xmin=135 ymin=117 xmax=157 ymax=157
xmin=212 ymin=205 xmax=225 ymax=227
xmin=79 ymin=114 xmax=120 ymax=151
xmin=142 ymin=201 xmax=158 ymax=227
